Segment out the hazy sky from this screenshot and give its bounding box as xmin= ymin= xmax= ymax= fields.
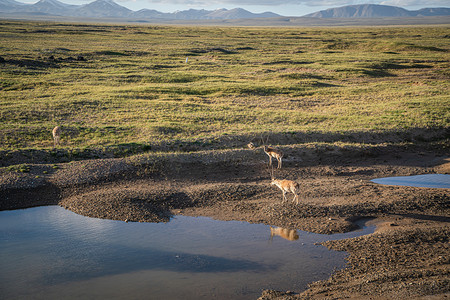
xmin=32 ymin=0 xmax=450 ymax=16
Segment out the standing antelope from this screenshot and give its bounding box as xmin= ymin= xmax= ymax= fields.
xmin=264 ymin=146 xmax=283 ymax=169
xmin=271 ymin=178 xmax=300 ymax=205
xmin=52 ymin=126 xmax=61 ymax=147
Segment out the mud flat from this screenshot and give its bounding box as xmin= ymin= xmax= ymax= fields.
xmin=1 ymin=144 xmax=449 ymax=299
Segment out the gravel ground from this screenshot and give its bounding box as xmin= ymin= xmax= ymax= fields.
xmin=1 ymin=145 xmax=449 ymax=299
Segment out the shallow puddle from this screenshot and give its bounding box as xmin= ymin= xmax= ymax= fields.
xmin=0 ymin=206 xmax=374 ymax=300
xmin=371 ymin=174 xmax=450 ymax=188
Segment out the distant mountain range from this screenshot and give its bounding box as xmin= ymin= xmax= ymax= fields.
xmin=0 ymin=0 xmax=449 ymax=20
xmin=304 ymin=4 xmax=450 ymax=18
xmin=0 ymin=0 xmax=279 ymax=19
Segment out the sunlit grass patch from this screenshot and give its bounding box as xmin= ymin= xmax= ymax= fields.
xmin=0 ymin=21 xmax=448 ymax=155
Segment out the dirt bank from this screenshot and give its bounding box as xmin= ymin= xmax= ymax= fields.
xmin=1 ymin=144 xmax=449 ymax=299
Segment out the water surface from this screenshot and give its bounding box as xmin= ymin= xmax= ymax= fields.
xmin=0 ymin=206 xmax=374 ymax=300
xmin=372 ymin=174 xmax=450 ymax=188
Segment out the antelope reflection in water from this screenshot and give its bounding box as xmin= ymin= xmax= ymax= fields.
xmin=270 ymin=226 xmax=299 ymax=242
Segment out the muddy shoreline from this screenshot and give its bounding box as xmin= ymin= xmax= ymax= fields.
xmin=1 ymin=145 xmax=449 ymax=299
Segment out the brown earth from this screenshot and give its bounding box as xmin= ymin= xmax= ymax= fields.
xmin=1 ymin=144 xmax=449 ymax=299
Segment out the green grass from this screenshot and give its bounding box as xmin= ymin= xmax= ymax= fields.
xmin=0 ymin=21 xmax=448 ymax=154
xmin=5 ymin=164 xmax=30 ymax=173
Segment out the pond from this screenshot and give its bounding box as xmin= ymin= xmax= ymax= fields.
xmin=371 ymin=174 xmax=450 ymax=189
xmin=0 ymin=206 xmax=374 ymax=300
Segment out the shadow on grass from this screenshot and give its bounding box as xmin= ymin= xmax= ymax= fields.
xmin=0 ymin=126 xmax=448 ymax=167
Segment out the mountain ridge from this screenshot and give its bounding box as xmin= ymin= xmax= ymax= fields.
xmin=304 ymin=4 xmax=450 ymax=18
xmin=0 ymin=0 xmax=449 ymax=20
xmin=0 ymin=0 xmax=281 ymax=19
xmin=74 ymin=0 xmax=132 ymax=18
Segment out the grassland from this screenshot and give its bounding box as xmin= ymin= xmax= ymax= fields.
xmin=0 ymin=21 xmax=449 ymax=158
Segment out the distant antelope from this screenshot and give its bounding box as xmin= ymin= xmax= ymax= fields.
xmin=247 ymin=142 xmax=256 ymax=150
xmin=52 ymin=126 xmax=61 ymax=147
xmin=264 ymin=146 xmax=283 ymax=169
xmin=271 ymin=178 xmax=300 ymax=205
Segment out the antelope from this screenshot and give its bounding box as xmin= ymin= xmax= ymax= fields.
xmin=247 ymin=142 xmax=256 ymax=150
xmin=264 ymin=146 xmax=283 ymax=169
xmin=271 ymin=178 xmax=300 ymax=205
xmin=52 ymin=126 xmax=61 ymax=147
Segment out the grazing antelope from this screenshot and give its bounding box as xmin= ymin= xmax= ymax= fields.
xmin=270 ymin=226 xmax=299 ymax=241
xmin=264 ymin=146 xmax=283 ymax=169
xmin=52 ymin=126 xmax=61 ymax=147
xmin=271 ymin=178 xmax=300 ymax=205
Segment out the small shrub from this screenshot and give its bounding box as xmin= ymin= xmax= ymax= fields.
xmin=6 ymin=164 xmax=30 ymax=173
